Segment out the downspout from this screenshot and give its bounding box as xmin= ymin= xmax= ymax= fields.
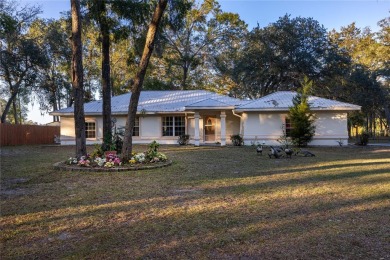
xmin=232 ymin=109 xmax=244 ymax=136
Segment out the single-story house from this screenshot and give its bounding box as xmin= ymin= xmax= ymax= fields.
xmin=51 ymin=90 xmax=360 ymax=146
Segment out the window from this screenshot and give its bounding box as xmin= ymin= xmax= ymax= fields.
xmin=133 ymin=117 xmax=139 ymax=136
xmin=85 ymin=122 xmax=96 ymax=138
xmin=285 ymin=118 xmax=293 ymax=137
xmin=162 ymin=116 xmax=185 ymax=136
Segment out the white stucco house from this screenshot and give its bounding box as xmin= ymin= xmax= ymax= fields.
xmin=51 ymin=90 xmax=360 ymax=146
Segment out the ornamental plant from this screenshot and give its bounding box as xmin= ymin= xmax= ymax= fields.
xmin=230 ymin=134 xmax=244 ymax=146
xmin=94 ymin=157 xmax=106 ymax=167
xmin=133 ymin=153 xmax=146 ymax=163
xmin=64 ymin=140 xmax=168 ymax=168
xmin=66 ymin=157 xmax=78 ymax=165
xmin=146 ymin=140 xmax=159 ymax=159
xmin=77 ymin=156 xmax=90 ymax=167
xmin=104 ymin=161 xmax=115 ymax=168
xmin=288 ymin=76 xmax=316 ymax=147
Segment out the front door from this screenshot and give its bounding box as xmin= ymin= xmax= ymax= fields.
xmin=204 ymin=116 xmax=216 ymax=142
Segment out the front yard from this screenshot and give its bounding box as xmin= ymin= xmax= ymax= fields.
xmin=1 ymin=145 xmax=389 ymax=259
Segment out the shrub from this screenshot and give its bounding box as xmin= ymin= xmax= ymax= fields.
xmin=277 ymin=126 xmax=293 ymax=149
xmin=146 ymin=140 xmax=160 ymax=159
xmin=288 ymin=77 xmax=316 ymax=147
xmin=358 ymin=132 xmax=369 ymax=146
xmin=90 ymin=144 xmax=104 ymax=158
xmin=230 ymin=134 xmax=244 ymax=146
xmin=177 ymin=134 xmax=190 ymax=145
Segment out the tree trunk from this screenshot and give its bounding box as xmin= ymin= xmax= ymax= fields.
xmin=182 ymin=63 xmax=189 ymax=90
xmin=12 ymin=97 xmax=19 ymax=124
xmin=51 ymin=87 xmax=59 ymax=122
xmin=99 ymin=0 xmax=112 ymax=148
xmin=121 ymin=0 xmax=168 ymax=161
xmin=382 ymin=101 xmax=390 ymax=129
xmin=71 ymin=0 xmax=86 ymax=158
xmin=1 ymin=89 xmax=18 ymax=123
xmin=52 ymin=98 xmax=59 ymax=122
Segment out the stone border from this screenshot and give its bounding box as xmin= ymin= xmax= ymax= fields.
xmin=53 ymin=160 xmax=173 ymax=172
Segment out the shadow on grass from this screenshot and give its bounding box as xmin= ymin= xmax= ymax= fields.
xmin=1 ymin=145 xmax=390 ymax=258
xmin=2 ymin=190 xmax=388 ymax=259
xmin=194 ymin=167 xmax=389 ymax=197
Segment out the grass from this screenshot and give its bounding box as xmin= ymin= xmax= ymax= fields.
xmin=1 ymin=144 xmax=389 ymax=259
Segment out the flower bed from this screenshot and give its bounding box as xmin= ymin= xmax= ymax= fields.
xmin=53 ymin=160 xmax=172 ymax=172
xmin=54 ymin=141 xmax=172 ymax=172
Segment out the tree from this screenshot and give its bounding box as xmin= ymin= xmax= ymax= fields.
xmin=288 ymin=77 xmax=316 ymax=147
xmin=28 ymin=18 xmax=72 ymax=122
xmin=329 ymin=17 xmax=390 ymax=134
xmin=226 ymin=15 xmax=341 ymax=99
xmin=156 ymin=0 xmax=247 ymax=90
xmin=121 ymin=0 xmax=168 ymax=161
xmin=70 ymin=0 xmax=86 ymax=157
xmin=83 ymin=0 xmax=151 ymax=149
xmin=85 ymin=0 xmax=113 ymax=150
xmin=0 ymin=98 xmax=27 ymax=123
xmin=0 ymin=1 xmax=48 ymax=123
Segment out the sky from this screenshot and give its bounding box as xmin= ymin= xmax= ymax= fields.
xmin=21 ymin=0 xmax=389 ymax=124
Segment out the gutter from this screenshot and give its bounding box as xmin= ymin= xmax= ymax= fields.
xmin=232 ymin=110 xmax=244 ymax=136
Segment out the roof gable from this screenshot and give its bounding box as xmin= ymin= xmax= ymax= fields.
xmin=185 ymin=98 xmax=234 ymax=109
xmin=236 ymin=91 xmax=361 ymax=111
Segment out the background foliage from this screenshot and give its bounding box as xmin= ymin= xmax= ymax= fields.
xmin=0 ymin=0 xmax=388 ymax=136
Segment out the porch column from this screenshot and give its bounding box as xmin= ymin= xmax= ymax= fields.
xmin=220 ymin=111 xmax=226 ymax=146
xmin=194 ymin=112 xmax=200 ymax=146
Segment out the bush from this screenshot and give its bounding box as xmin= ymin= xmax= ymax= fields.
xmin=177 ymin=134 xmax=190 ymax=145
xmin=358 ymin=132 xmax=369 ymax=146
xmin=101 ymin=127 xmax=124 ymax=153
xmin=90 ymin=144 xmax=104 ymax=158
xmin=230 ymin=134 xmax=244 ymax=146
xmin=146 ymin=140 xmax=160 ymax=159
xmin=288 ymin=77 xmax=316 ymax=147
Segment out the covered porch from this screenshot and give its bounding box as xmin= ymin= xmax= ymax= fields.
xmin=185 ymin=99 xmax=241 ymax=146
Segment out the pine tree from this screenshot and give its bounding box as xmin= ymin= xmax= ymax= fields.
xmin=289 ymin=77 xmax=316 ymax=147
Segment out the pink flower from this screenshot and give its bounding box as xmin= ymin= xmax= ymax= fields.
xmin=113 ymin=157 xmax=121 ymax=165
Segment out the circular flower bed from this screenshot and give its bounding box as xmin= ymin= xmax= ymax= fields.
xmin=53 ymin=160 xmax=172 ymax=172
xmin=54 ymin=141 xmax=172 ymax=172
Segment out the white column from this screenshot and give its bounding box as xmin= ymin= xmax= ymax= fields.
xmin=194 ymin=112 xmax=200 ymax=146
xmin=220 ymin=111 xmax=226 ymax=146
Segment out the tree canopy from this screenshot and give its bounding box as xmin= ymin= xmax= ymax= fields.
xmin=1 ymin=0 xmax=388 ymax=138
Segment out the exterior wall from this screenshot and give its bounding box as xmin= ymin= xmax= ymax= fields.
xmin=242 ymin=112 xmax=285 ymax=145
xmin=225 ymin=111 xmax=241 ymax=144
xmin=60 ymin=116 xmax=103 ymax=145
xmin=60 ymin=114 xmax=194 ymax=145
xmin=115 ymin=115 xmax=179 ymax=145
xmin=241 ymin=111 xmax=350 ymax=146
xmin=60 ymin=111 xmax=241 ymax=146
xmin=311 ymin=112 xmax=349 ymax=146
xmin=60 ymin=110 xmax=347 ymax=146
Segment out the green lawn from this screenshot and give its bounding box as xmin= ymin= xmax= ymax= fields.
xmin=1 ymin=145 xmax=389 ymax=259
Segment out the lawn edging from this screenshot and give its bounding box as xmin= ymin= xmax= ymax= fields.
xmin=53 ymin=160 xmax=173 ymax=172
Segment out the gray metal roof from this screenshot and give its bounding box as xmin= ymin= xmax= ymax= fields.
xmin=236 ymin=91 xmax=361 ymax=111
xmin=52 ymin=90 xmax=245 ymax=115
xmin=52 ymin=90 xmax=360 ymax=116
xmin=185 ymin=98 xmax=235 ymax=109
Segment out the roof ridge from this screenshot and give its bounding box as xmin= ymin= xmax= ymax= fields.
xmin=186 ymin=98 xmax=232 ymax=107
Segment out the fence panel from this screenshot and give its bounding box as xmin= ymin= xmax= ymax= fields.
xmin=0 ymin=124 xmax=60 ymax=146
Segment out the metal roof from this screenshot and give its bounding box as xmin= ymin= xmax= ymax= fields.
xmin=236 ymin=91 xmax=361 ymax=111
xmin=51 ymin=90 xmax=361 ymax=115
xmin=52 ymin=90 xmax=245 ymax=115
xmin=185 ymin=98 xmax=235 ymax=109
